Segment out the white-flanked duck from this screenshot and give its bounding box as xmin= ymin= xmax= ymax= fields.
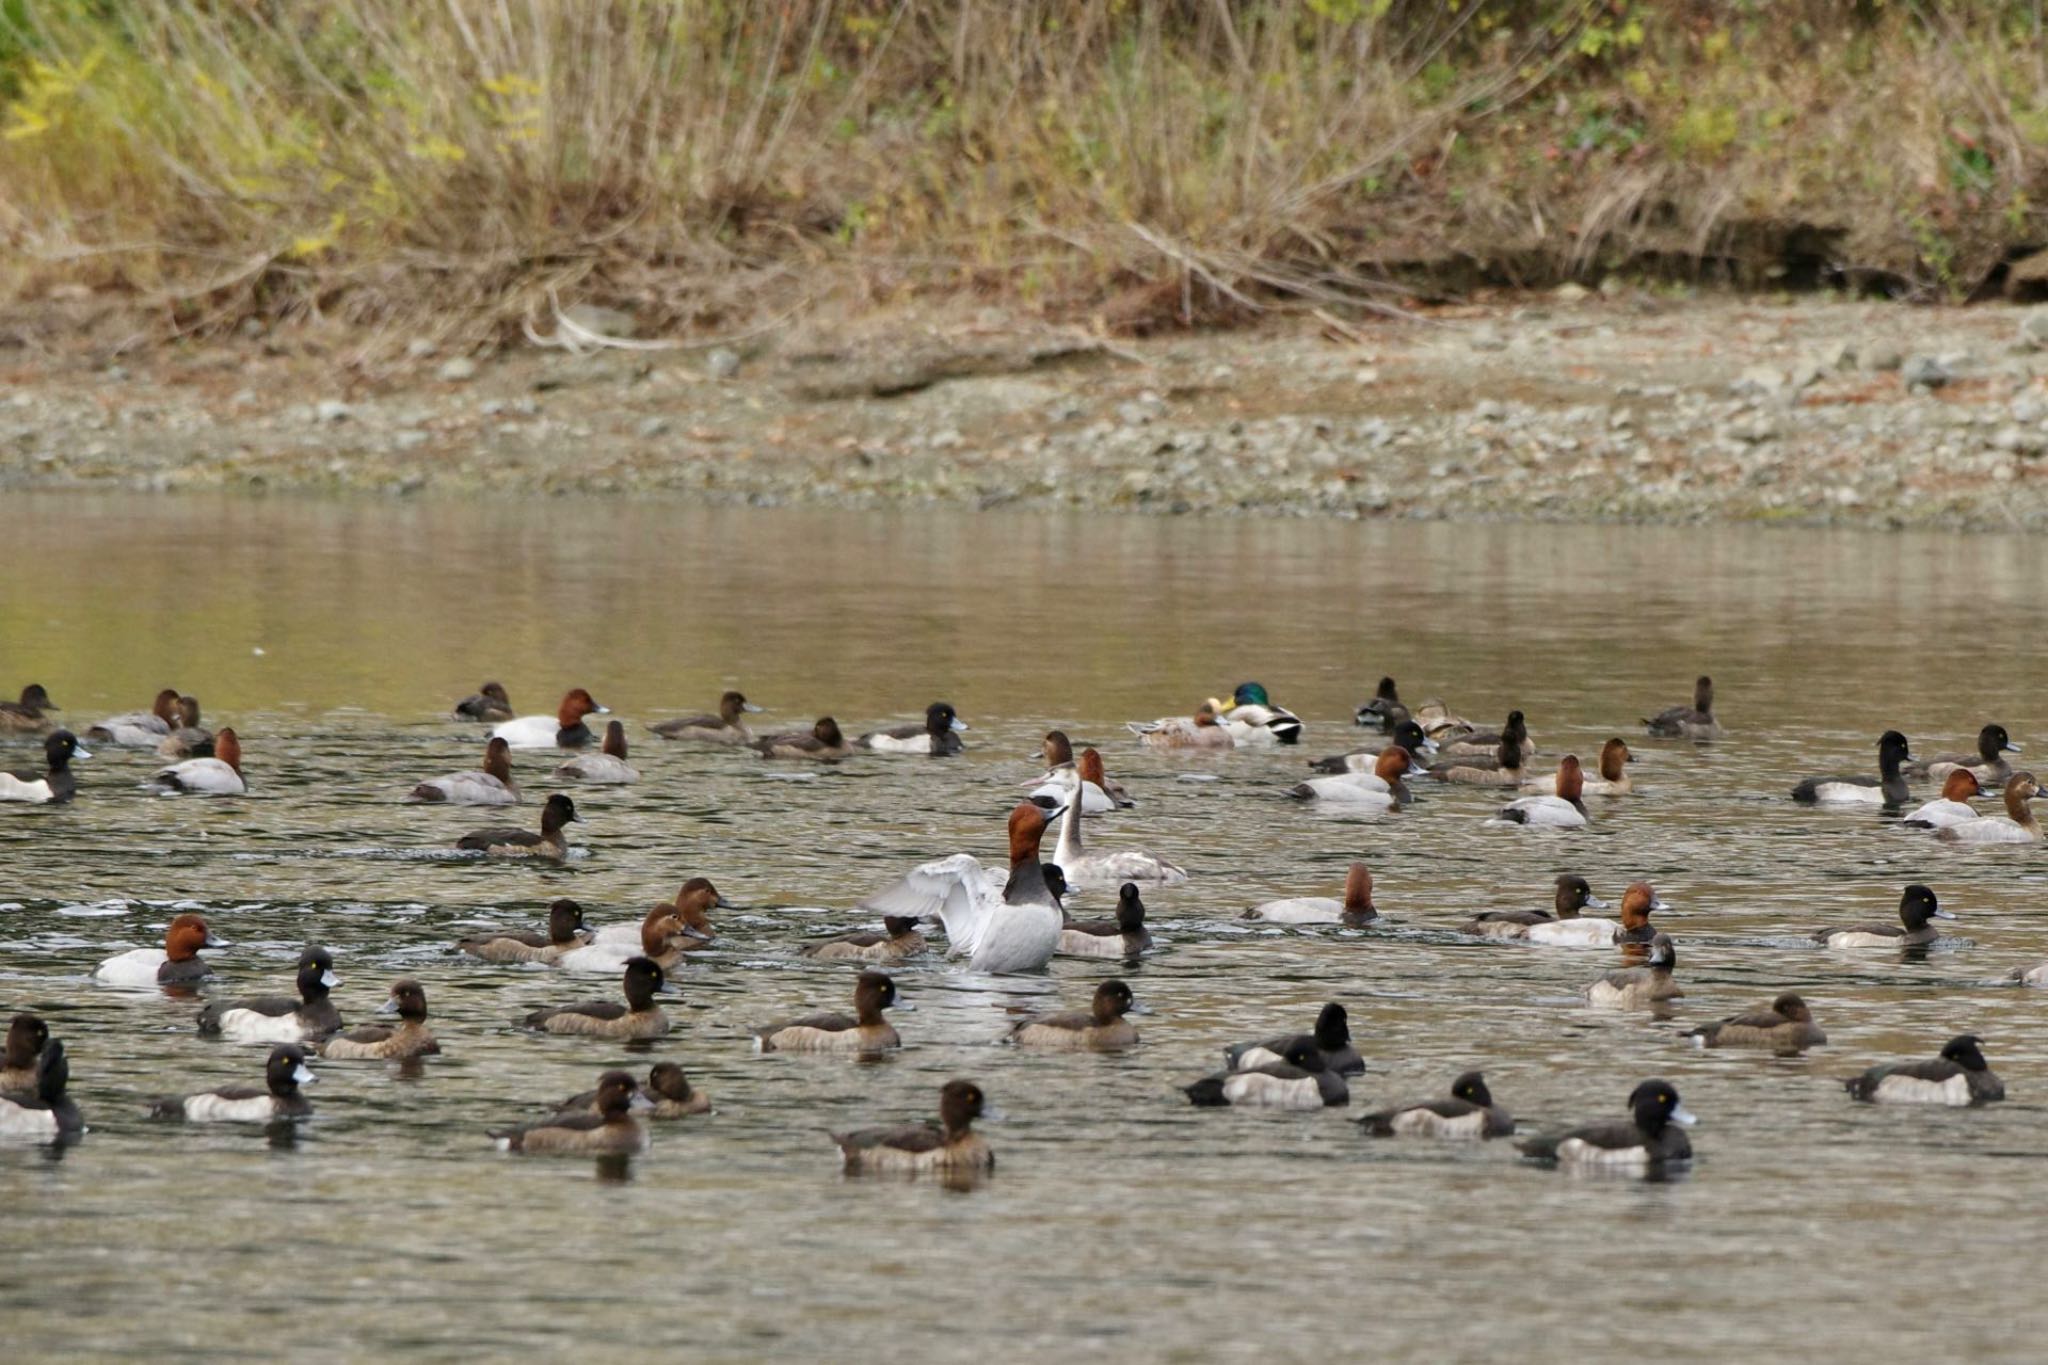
xmin=1211 ymin=682 xmax=1302 ymax=746
xmin=150 ymin=727 xmax=242 ymax=796
xmin=1 ymin=730 xmax=89 ymax=804
xmin=85 ymin=688 xmax=180 ymax=747
xmin=1791 ymin=730 xmax=1913 ymax=807
xmin=1937 ymin=772 xmax=2043 ymax=844
xmin=492 ymin=688 xmax=608 ymax=750
xmin=554 ymin=720 xmax=639 ymax=784
xmin=408 ymin=736 xmax=520 ymax=806
xmin=1909 ymin=724 xmax=2022 ymax=787
xmin=1518 ymin=1080 xmax=1695 ymax=1170
xmin=1813 ymin=884 xmax=1953 ymax=948
xmin=858 ymin=701 xmax=967 ymax=755
xmin=1495 ymin=754 xmax=1586 ymax=827
xmin=1052 ymin=773 xmax=1187 ymax=887
xmin=1026 ymin=733 xmax=1132 ymax=812
xmin=1846 ymin=1034 xmax=2003 ymax=1106
xmin=1243 ymin=862 xmax=1377 ymax=926
xmin=1901 ymin=769 xmax=1982 ymax=829
xmin=1358 ymin=1072 xmax=1513 ymax=1139
xmin=859 ymin=802 xmax=1065 ymax=973
xmin=1287 ymin=746 xmax=1422 ymax=806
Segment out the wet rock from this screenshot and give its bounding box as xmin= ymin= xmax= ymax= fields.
xmin=561 ymin=304 xmax=637 ymax=339
xmin=405 ymin=338 xmax=437 ymax=359
xmin=436 ymin=357 xmax=478 ymax=383
xmin=1730 ymin=365 xmax=1784 ymax=398
xmin=1861 ymin=342 xmax=1904 ymax=373
xmin=2021 ymin=310 xmax=2048 ymax=350
xmin=637 ymin=417 xmax=671 ymax=439
xmin=1901 ymin=355 xmax=1951 ymax=390
xmin=314 ymin=400 xmax=355 ymax=423
xmin=703 ymin=347 xmax=741 ymax=380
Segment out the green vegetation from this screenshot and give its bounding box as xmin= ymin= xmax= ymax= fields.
xmin=2 ymin=1 xmax=2047 ymax=338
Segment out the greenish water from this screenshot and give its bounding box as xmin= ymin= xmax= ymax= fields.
xmin=3 ymin=493 xmax=2047 ymax=1362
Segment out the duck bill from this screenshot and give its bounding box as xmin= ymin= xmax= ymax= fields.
xmin=70 ymin=742 xmax=92 ymax=760
xmin=950 ymin=718 xmax=969 ymax=732
xmin=1668 ymin=1103 xmax=1698 ymax=1127
xmin=1932 ymin=909 xmax=1959 ymax=920
xmin=293 ymin=1064 xmax=318 ymax=1085
xmin=376 ymin=998 xmax=401 ymax=1016
xmin=681 ymin=925 xmax=715 ymax=943
xmin=320 ymin=970 xmax=340 ymax=988
xmin=1583 ymin=896 xmax=1611 ymax=910
xmin=742 ymin=703 xmax=764 ymax=714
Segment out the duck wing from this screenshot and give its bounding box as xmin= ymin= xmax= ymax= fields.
xmin=860 ymin=854 xmax=997 ymax=958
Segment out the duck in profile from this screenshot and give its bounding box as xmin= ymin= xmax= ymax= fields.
xmin=1686 ymin=994 xmax=1826 ymax=1053
xmin=1243 ymin=862 xmax=1378 ymax=926
xmin=1056 ymin=882 xmax=1152 ymax=957
xmin=1458 ymin=874 xmax=1607 ymax=939
xmin=196 ymin=948 xmax=343 ymax=1044
xmin=0 ymin=1038 xmax=83 ymax=1142
xmin=650 ymin=690 xmax=763 ymax=744
xmin=1526 ymin=738 xmax=1631 ymax=796
xmin=520 ymin=957 xmax=671 ymax=1039
xmin=754 ymin=971 xmax=904 ymax=1054
xmin=1520 ymin=881 xmax=1663 ymax=947
xmin=1051 ymin=776 xmax=1187 ymax=887
xmin=751 ymin=717 xmax=852 ymax=761
xmin=1222 ymin=1002 xmax=1365 ymax=1077
xmin=1900 ymin=769 xmax=1982 ymax=830
xmin=1128 ymin=702 xmax=1233 ymax=750
xmin=858 ymin=701 xmax=968 ymax=755
xmin=1846 ymin=1034 xmax=2003 ymax=1106
xmin=1643 ymin=675 xmax=1722 ymax=739
xmin=458 ymin=899 xmax=592 ymax=963
xmin=1583 ymin=934 xmax=1682 ymax=1008
xmin=1909 ymin=724 xmax=2022 ymax=787
xmin=801 ymin=915 xmax=928 ymax=963
xmin=1791 ymin=730 xmax=1912 ymax=807
xmin=320 ymin=979 xmax=439 ymax=1060
xmin=1212 ymin=682 xmax=1302 ymax=746
xmin=0 ymin=684 xmax=57 ymax=734
xmin=832 ymin=1079 xmax=996 ymax=1176
xmin=859 ymin=802 xmax=1065 ymax=973
xmin=1353 ymin=676 xmax=1409 ymax=729
xmin=1428 ymin=735 xmax=1525 ymax=787
xmin=1290 ymin=746 xmax=1423 ymax=807
xmin=1184 ymin=1038 xmax=1348 ymax=1109
xmin=1517 ymin=1079 xmax=1696 ymax=1171
xmin=1026 ymin=738 xmax=1133 ymax=813
xmin=150 ymin=1045 xmax=316 ymax=1123
xmin=0 ymin=730 xmax=89 ymax=804
xmin=1495 ymin=755 xmax=1587 ymax=828
xmin=1006 ymin=980 xmax=1142 ymax=1051
xmin=1936 ymin=772 xmax=2044 ymax=844
xmin=1358 ymin=1071 xmax=1513 ymax=1139
xmin=491 ymin=688 xmax=608 ymax=750
xmin=1308 ymin=719 xmax=1437 ymax=774
xmin=455 ymin=792 xmax=581 ymax=859
xmin=1434 ymin=710 xmax=1534 ymax=761
xmin=454 ymin=681 xmax=514 ymax=723
xmin=86 ymin=689 xmax=180 ymax=747
xmin=1813 ymin=884 xmax=1953 ymax=949
xmin=492 ymin=1070 xmax=650 ymax=1154
xmin=409 ymin=736 xmax=520 ymax=805
xmin=554 ymin=720 xmax=639 ymax=784
xmin=94 ymin=912 xmax=226 ymax=987
xmin=556 ymin=1062 xmax=708 ymax=1120
xmin=151 ymin=727 xmax=243 ymax=796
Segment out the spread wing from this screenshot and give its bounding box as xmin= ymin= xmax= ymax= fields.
xmin=859 ymin=854 xmax=995 ymax=957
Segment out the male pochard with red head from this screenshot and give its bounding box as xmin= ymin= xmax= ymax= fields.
xmin=1244 ymin=862 xmax=1379 ymax=926
xmin=1288 ymin=746 xmax=1421 ymax=805
xmin=492 ymin=688 xmax=609 ymax=750
xmin=1497 ymin=754 xmax=1586 ymax=828
xmin=94 ymin=912 xmax=227 ymax=988
xmin=152 ymin=727 xmax=243 ymax=796
xmin=858 ymin=801 xmax=1065 ymax=972
xmin=1902 ymin=768 xmax=1983 ymax=830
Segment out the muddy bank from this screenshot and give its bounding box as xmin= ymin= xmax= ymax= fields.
xmin=5 ymin=291 xmax=2048 ymax=529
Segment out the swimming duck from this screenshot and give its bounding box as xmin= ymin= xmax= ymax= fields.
xmin=554 ymin=904 xmax=696 ymax=975
xmin=1352 ymin=676 xmax=1409 ymax=729
xmin=521 ymin=956 xmax=671 ymax=1039
xmin=1517 ymin=1079 xmax=1696 ymax=1169
xmin=833 ymin=1079 xmax=995 ymax=1175
xmin=455 ymin=792 xmax=581 ymax=859
xmin=588 ymin=878 xmax=727 ymax=949
xmin=1909 ymin=724 xmax=2021 ymax=786
xmin=554 ymin=720 xmax=639 ymax=784
xmin=1212 ymin=683 xmax=1303 ymax=746
xmin=151 ymin=1044 xmax=315 ymax=1123
xmin=1791 ymin=730 xmax=1913 ymax=807
xmin=1007 ymin=980 xmax=1142 ymax=1051
xmin=0 ymin=1038 xmax=82 ymax=1141
xmin=320 ymin=979 xmax=440 ymax=1060
xmin=802 ymin=915 xmax=928 ymax=962
xmin=1525 ymin=738 xmax=1632 ymax=796
xmin=1900 ymin=769 xmax=1982 ymax=829
xmin=1496 ymin=755 xmax=1587 ymax=827
xmin=94 ymin=912 xmax=226 ymax=987
xmin=0 ymin=1014 xmax=49 ymax=1091
xmin=85 ymin=689 xmax=180 ymax=747
xmin=1027 ymin=737 xmax=1132 ymax=813
xmin=0 ymin=730 xmax=89 ymax=804
xmin=493 ymin=1069 xmax=650 ymax=1154
xmin=458 ymin=899 xmax=593 ymax=963
xmin=156 ymin=696 xmax=214 ymax=758
xmin=1127 ymin=703 xmax=1234 ymax=750
xmin=1222 ymin=1002 xmax=1366 ymax=1076
xmin=1185 ymin=1039 xmax=1349 ymax=1109
xmin=860 ymin=802 xmax=1065 ymax=973
xmin=150 ymin=727 xmax=243 ymax=796
xmin=1458 ymin=874 xmax=1608 ymax=938
xmin=1846 ymin=1034 xmax=2003 ymax=1106
xmin=1520 ymin=882 xmax=1663 ymax=947
xmin=754 ymin=970 xmax=903 ymax=1053
xmin=556 ymin=1062 xmax=707 ymax=1119
xmin=1813 ymin=884 xmax=1953 ymax=948
xmin=1056 ymin=882 xmax=1152 ymax=957
xmin=859 ymin=701 xmax=967 ymax=755
xmin=1287 ymin=746 xmax=1423 ymax=806
xmin=409 ymin=737 xmax=520 ymax=806
xmin=751 ymin=716 xmax=852 ymax=761
xmin=1584 ymin=934 xmax=1682 ymax=1008
xmin=492 ymin=688 xmax=609 ymax=750
xmin=0 ymin=684 xmax=56 ymax=734
xmin=1308 ymin=719 xmax=1439 ymax=774
xmin=1358 ymin=1071 xmax=1514 ymax=1138
xmin=454 ymin=681 xmax=515 ymax=723
xmin=1643 ymin=676 xmax=1723 ymax=739
xmin=1686 ymin=993 xmax=1826 ymax=1052
xmin=196 ymin=948 xmax=343 ymax=1043
xmin=1428 ymin=735 xmax=1526 ymax=787
xmin=1435 ymin=710 xmax=1534 ymax=761
xmin=1411 ymin=698 xmax=1474 ymax=741
xmin=649 ymin=690 xmax=763 ymax=744
xmin=1051 ymin=777 xmax=1187 ymax=887
xmin=1243 ymin=862 xmax=1378 ymax=926
xmin=1936 ymin=772 xmax=2044 ymax=844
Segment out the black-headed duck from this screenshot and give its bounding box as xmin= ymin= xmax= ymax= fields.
xmin=493 ymin=1069 xmax=650 ymax=1154
xmin=94 ymin=912 xmax=225 ymax=987
xmin=833 ymin=1079 xmax=996 ymax=1175
xmin=0 ymin=684 xmax=56 ymax=734
xmin=1057 ymin=882 xmax=1152 ymax=958
xmin=802 ymin=914 xmax=928 ymax=963
xmin=492 ymin=687 xmax=608 ymax=750
xmin=1910 ymin=723 xmax=2021 ymax=786
xmin=0 ymin=730 xmax=89 ymax=804
xmin=859 ymin=701 xmax=967 ymax=755
xmin=455 ymin=792 xmax=580 ymax=859
xmin=650 ymin=690 xmax=763 ymax=744
xmin=151 ymin=1044 xmax=316 ymax=1123
xmin=197 ymin=947 xmax=343 ymax=1043
xmin=520 ymin=956 xmax=671 ymax=1039
xmin=1584 ymin=934 xmax=1682 ymax=1008
xmin=557 ymin=1062 xmax=708 ymax=1120
xmin=1435 ymin=709 xmax=1533 ymax=761
xmin=1007 ymin=980 xmax=1141 ymax=1051
xmin=152 ymin=726 xmax=244 ymax=796
xmin=1813 ymin=884 xmax=1953 ymax=948
xmin=1518 ymin=1079 xmax=1696 ymax=1170
xmin=0 ymin=1013 xmax=50 ymax=1092
xmin=455 ymin=681 xmax=514 ymax=723
xmin=459 ymin=899 xmax=591 ymax=963
xmin=1358 ymin=1071 xmax=1514 ymax=1139
xmin=554 ymin=720 xmax=639 ymax=784
xmin=1244 ymin=862 xmax=1378 ymax=926
xmin=1353 ymin=676 xmax=1409 ymax=729
xmin=752 ymin=716 xmax=852 ymax=761
xmin=1223 ymin=1002 xmax=1366 ymax=1076
xmin=0 ymin=1038 xmax=83 ymax=1140
xmin=409 ymin=736 xmax=520 ymax=806
xmin=1186 ymin=1038 xmax=1349 ymax=1109
xmin=321 ymin=979 xmax=439 ymax=1060
xmin=1687 ymin=993 xmax=1826 ymax=1053
xmin=1308 ymin=719 xmax=1438 ymax=775
xmin=1459 ymin=874 xmax=1607 ymax=938
xmin=1791 ymin=730 xmax=1912 ymax=807
xmin=1937 ymin=772 xmax=2044 ymax=844
xmin=1643 ymin=675 xmax=1722 ymax=740
xmin=755 ymin=970 xmax=903 ymax=1053
xmin=86 ymin=688 xmax=179 ymax=746
xmin=1846 ymin=1034 xmax=2003 ymax=1106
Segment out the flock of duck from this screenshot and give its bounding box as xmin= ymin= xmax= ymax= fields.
xmin=0 ymin=672 xmax=2037 ymax=1177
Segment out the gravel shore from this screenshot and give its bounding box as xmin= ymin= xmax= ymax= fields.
xmin=6 ymin=290 xmax=2048 ymax=529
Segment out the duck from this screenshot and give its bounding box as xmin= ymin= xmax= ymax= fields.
xmin=1525 ymin=738 xmax=1632 ymax=796
xmin=1308 ymin=719 xmax=1439 ymax=774
xmin=1352 ymin=676 xmax=1409 ymax=729
xmin=1357 ymin=1072 xmax=1514 ymax=1139
xmin=0 ymin=1038 xmax=83 ymax=1141
xmin=755 ymin=970 xmax=904 ymax=1053
xmin=156 ymin=696 xmax=214 ymax=758
xmin=408 ymin=736 xmax=520 ymax=805
xmin=802 ymin=915 xmax=928 ymax=962
xmin=1056 ymin=882 xmax=1152 ymax=957
xmin=520 ymin=956 xmax=671 ymax=1039
xmin=860 ymin=802 xmax=1065 ymax=972
xmin=1520 ymin=882 xmax=1664 ymax=947
xmin=93 ymin=912 xmax=226 ymax=987
xmin=0 ymin=1013 xmax=49 ymax=1091
xmin=553 ymin=904 xmax=696 ymax=975
xmin=1909 ymin=724 xmax=2021 ymax=786
xmin=1584 ymin=934 xmax=1682 ymax=1008
xmin=1686 ymin=993 xmax=1826 ymax=1052
xmin=1026 ymin=736 xmax=1132 ymax=813
xmin=1901 ymin=769 xmax=1983 ymax=829
xmin=556 ymin=1062 xmax=708 ymax=1120
xmin=1846 ymin=1034 xmax=2003 ymax=1106
xmin=1643 ymin=675 xmax=1723 ymax=739
xmin=858 ymin=701 xmax=967 ymax=755
xmin=1212 ymin=682 xmax=1303 ymax=746
xmin=554 ymin=720 xmax=639 ymax=784
xmin=1495 ymin=755 xmax=1587 ymax=827
xmin=1936 ymin=772 xmax=2044 ymax=844
xmin=1435 ymin=710 xmax=1534 ymax=761
xmin=196 ymin=948 xmax=343 ymax=1043
xmin=1517 ymin=1079 xmax=1696 ymax=1169
xmin=1428 ymin=735 xmax=1527 ymax=787
xmin=1051 ymin=777 xmax=1187 ymax=887
xmin=492 ymin=1069 xmax=649 ymax=1154
xmin=751 ymin=716 xmax=852 ymax=761
xmin=85 ymin=688 xmax=180 ymax=746
xmin=1243 ymin=862 xmax=1378 ymax=927
xmin=1813 ymin=883 xmax=1954 ymax=948
xmin=1007 ymin=980 xmax=1142 ymax=1051
xmin=491 ymin=688 xmax=609 ymax=750
xmin=1459 ymin=874 xmax=1608 ymax=939
xmin=1287 ymin=746 xmax=1423 ymax=806
xmin=1791 ymin=730 xmax=1913 ymax=807
xmin=150 ymin=727 xmax=243 ymax=796
xmin=1127 ymin=702 xmax=1233 ymax=750
xmin=1412 ymin=698 xmax=1474 ymax=741
xmin=459 ymin=899 xmax=593 ymax=964
xmin=649 ymin=690 xmax=763 ymax=744
xmin=588 ymin=878 xmax=727 ymax=949
xmin=0 ymin=730 xmax=89 ymax=804
xmin=455 ymin=792 xmax=580 ymax=859
xmin=832 ymin=1079 xmax=995 ymax=1175
xmin=151 ymin=1044 xmax=316 ymax=1123
xmin=0 ymin=684 xmax=57 ymax=734
xmin=1222 ymin=1002 xmax=1366 ymax=1076
xmin=320 ymin=979 xmax=440 ymax=1060
xmin=1185 ymin=1039 xmax=1349 ymax=1109
xmin=454 ymin=681 xmax=514 ymax=723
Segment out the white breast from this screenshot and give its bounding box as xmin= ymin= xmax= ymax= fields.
xmin=217 ymin=1010 xmax=307 ymax=1043
xmin=968 ymin=903 xmax=1062 ymax=973
xmin=1245 ymin=897 xmax=1343 ymax=925
xmin=181 ymin=1092 xmax=283 ymax=1123
xmin=93 ymin=948 xmax=169 ymax=986
xmin=491 ymin=715 xmax=565 ymax=749
xmin=0 ymin=775 xmax=55 ymax=803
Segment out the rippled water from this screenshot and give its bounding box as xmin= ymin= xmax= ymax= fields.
xmin=5 ymin=494 xmax=2048 ymax=1360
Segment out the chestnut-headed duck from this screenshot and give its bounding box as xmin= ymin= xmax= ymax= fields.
xmin=1243 ymin=862 xmax=1377 ymax=926
xmin=1212 ymin=683 xmax=1303 ymax=746
xmin=1584 ymin=934 xmax=1682 ymax=1008
xmin=859 ymin=701 xmax=967 ymax=755
xmin=1430 ymin=735 xmax=1526 ymax=787
xmin=1027 ymin=736 xmax=1133 ymax=812
xmin=1358 ymin=1071 xmax=1514 ymax=1139
xmin=1496 ymin=755 xmax=1586 ymax=827
xmin=1643 ymin=675 xmax=1723 ymax=739
xmin=197 ymin=948 xmax=342 ymax=1043
xmin=455 ymin=792 xmax=580 ymax=859
xmin=1185 ymin=1038 xmax=1349 ymax=1109
xmin=556 ymin=1062 xmax=707 ymax=1120
xmin=321 ymin=979 xmax=439 ymax=1060
xmin=802 ymin=914 xmax=928 ymax=963
xmin=1223 ymin=1002 xmax=1365 ymax=1076
xmin=0 ymin=684 xmax=56 ymax=734
xmin=590 ymin=878 xmax=728 ymax=948
xmin=0 ymin=1013 xmax=50 ymax=1091
xmin=0 ymin=1037 xmax=81 ymax=1141
xmin=1008 ymin=980 xmax=1141 ymax=1051
xmin=1051 ymin=776 xmax=1187 ymax=887
xmin=520 ymin=957 xmax=671 ymax=1039
xmin=860 ymin=802 xmax=1065 ymax=973
xmin=554 ymin=720 xmax=639 ymax=784
xmin=1686 ymin=993 xmax=1826 ymax=1053
xmin=1057 ymin=882 xmax=1152 ymax=958
xmin=1517 ymin=1080 xmax=1695 ymax=1169
xmin=1459 ymin=874 xmax=1608 ymax=938
xmin=1128 ymin=702 xmax=1234 ymax=749
xmin=1352 ymin=676 xmax=1409 ymax=729
xmin=1846 ymin=1035 xmax=2003 ymax=1106
xmin=454 ymin=681 xmax=514 ymax=723
xmin=1936 ymin=772 xmax=2044 ymax=844
xmin=1813 ymin=883 xmax=1953 ymax=948
xmin=1435 ymin=710 xmax=1534 ymax=761
xmin=833 ymin=1079 xmax=995 ymax=1175
xmin=0 ymin=730 xmax=89 ymax=803
xmin=1791 ymin=730 xmax=1912 ymax=807
xmin=755 ymin=970 xmax=904 ymax=1053
xmin=1309 ymin=719 xmax=1439 ymax=775
xmin=151 ymin=727 xmax=242 ymax=796
xmin=751 ymin=716 xmax=852 ymax=761
xmin=1288 ymin=746 xmax=1422 ymax=805
xmin=459 ymin=899 xmax=592 ymax=963
xmin=493 ymin=1069 xmax=649 ymax=1154
xmin=156 ymin=696 xmax=214 ymax=758
xmin=94 ymin=913 xmax=226 ymax=987
xmin=1520 ymin=882 xmax=1664 ymax=947
xmin=650 ymin=690 xmax=763 ymax=744
xmin=151 ymin=1044 xmax=315 ymax=1123
xmin=1901 ymin=769 xmax=1983 ymax=829
xmin=409 ymin=736 xmax=520 ymax=806
xmin=86 ymin=688 xmax=180 ymax=746
xmin=1524 ymin=738 xmax=1631 ymax=796
xmin=1909 ymin=723 xmax=2021 ymax=786
xmin=492 ymin=688 xmax=609 ymax=750
xmin=555 ymin=904 xmax=696 ymax=975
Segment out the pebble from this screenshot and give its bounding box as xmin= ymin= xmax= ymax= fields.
xmin=1901 ymin=355 xmax=1951 ymax=389
xmin=2021 ymin=310 xmax=2048 ymax=350
xmin=314 ymin=400 xmax=354 ymax=423
xmin=704 ymin=348 xmax=742 ymax=380
xmin=436 ymin=357 xmax=478 ymax=383
xmin=1861 ymin=342 xmax=1905 ymax=373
